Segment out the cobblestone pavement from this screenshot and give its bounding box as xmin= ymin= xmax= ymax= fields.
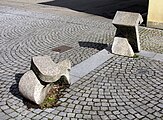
xmin=0 ymin=2 xmax=163 ymax=120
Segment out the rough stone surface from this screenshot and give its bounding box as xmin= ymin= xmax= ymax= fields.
xmin=19 ymin=55 xmax=71 ymax=104
xmin=19 ymin=70 xmax=51 ymax=104
xmin=112 ymin=11 xmax=143 ymax=52
xmin=112 ymin=11 xmax=143 ymax=26
xmin=112 ymin=37 xmax=134 ymax=57
xmin=31 ymin=55 xmax=71 ymax=83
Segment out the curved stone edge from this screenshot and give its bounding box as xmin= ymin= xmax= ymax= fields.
xmin=58 ymin=59 xmax=71 ymax=85
xmin=31 ymin=55 xmax=60 ymax=83
xmin=19 ymin=57 xmax=71 ymax=104
xmin=31 ymin=55 xmax=71 ymax=84
xmin=18 ymin=70 xmax=51 ymax=104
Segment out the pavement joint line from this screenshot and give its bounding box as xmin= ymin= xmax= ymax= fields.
xmin=70 ymin=49 xmax=114 ymax=84
xmin=137 ymin=50 xmax=163 ymax=62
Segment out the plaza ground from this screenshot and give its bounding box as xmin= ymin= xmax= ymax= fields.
xmin=0 ymin=0 xmax=163 ymax=120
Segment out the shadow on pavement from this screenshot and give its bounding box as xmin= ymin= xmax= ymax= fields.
xmin=10 ymin=73 xmax=24 ymax=100
xmin=39 ymin=0 xmax=149 ymax=24
xmin=79 ymin=41 xmax=112 ymax=52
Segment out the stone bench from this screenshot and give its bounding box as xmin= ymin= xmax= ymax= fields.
xmin=19 ymin=55 xmax=71 ymax=104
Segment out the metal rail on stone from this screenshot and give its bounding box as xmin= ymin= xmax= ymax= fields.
xmin=112 ymin=11 xmax=143 ymax=57
xmin=19 ymin=55 xmax=71 ymax=104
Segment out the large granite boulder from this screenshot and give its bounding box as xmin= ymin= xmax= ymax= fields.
xmin=31 ymin=55 xmax=71 ymax=84
xmin=112 ymin=37 xmax=134 ymax=57
xmin=112 ymin=11 xmax=143 ymax=52
xmin=19 ymin=70 xmax=51 ymax=104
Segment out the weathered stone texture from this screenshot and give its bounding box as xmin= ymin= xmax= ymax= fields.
xmin=19 ymin=55 xmax=71 ymax=104
xmin=112 ymin=37 xmax=134 ymax=57
xmin=19 ymin=70 xmax=51 ymax=104
xmin=31 ymin=55 xmax=71 ymax=83
xmin=112 ymin=11 xmax=143 ymax=52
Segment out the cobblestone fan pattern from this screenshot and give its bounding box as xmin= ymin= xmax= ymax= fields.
xmin=139 ymin=27 xmax=163 ymax=53
xmin=0 ymin=3 xmax=163 ymax=120
xmin=0 ymin=4 xmax=113 ymax=120
xmin=1 ymin=54 xmax=163 ymax=120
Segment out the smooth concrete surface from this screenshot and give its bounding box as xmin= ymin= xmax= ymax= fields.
xmin=138 ymin=50 xmax=156 ymax=58
xmin=70 ymin=49 xmax=114 ymax=84
xmin=137 ymin=50 xmax=163 ymax=62
xmin=153 ymin=53 xmax=163 ymax=61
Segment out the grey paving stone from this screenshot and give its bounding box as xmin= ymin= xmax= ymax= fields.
xmin=113 ymin=110 xmax=120 ymax=115
xmin=68 ymin=104 xmax=76 ymax=109
xmin=71 ymin=118 xmax=78 ymax=120
xmin=56 ymin=106 xmax=66 ymax=111
xmin=40 ymin=117 xmax=49 ymax=120
xmin=75 ymin=114 xmax=83 ymax=119
xmin=1 ymin=105 xmax=9 ymax=110
xmin=65 ymin=108 xmax=73 ymax=113
xmin=40 ymin=112 xmax=48 ymax=117
xmin=142 ymin=117 xmax=150 ymax=120
xmin=126 ymin=114 xmax=135 ymax=119
xmin=83 ymin=114 xmax=92 ymax=119
xmin=157 ymin=104 xmax=163 ymax=109
xmin=4 ymin=109 xmax=14 ymax=114
xmin=82 ymin=110 xmax=89 ymax=114
xmin=53 ymin=116 xmax=63 ymax=120
xmin=154 ymin=112 xmax=162 ymax=117
xmin=14 ymin=115 xmax=25 ymax=120
xmin=128 ymin=109 xmax=137 ymax=114
xmin=75 ymin=105 xmax=83 ymax=110
xmin=135 ymin=113 xmax=144 ymax=119
xmin=147 ymin=114 xmax=155 ymax=119
xmin=140 ymin=111 xmax=148 ymax=116
xmin=83 ymin=106 xmax=91 ymax=110
xmin=8 ymin=112 xmax=19 ymax=118
xmin=59 ymin=112 xmax=67 ymax=117
xmin=46 ymin=114 xmax=54 ymax=119
xmin=22 ymin=117 xmax=31 ymax=120
xmin=33 ymin=109 xmax=42 ymax=114
xmin=32 ymin=115 xmax=43 ymax=120
xmin=44 ymin=108 xmax=54 ymax=113
xmin=109 ymin=115 xmax=117 ymax=119
xmin=153 ymin=53 xmax=163 ymax=62
xmin=67 ymin=113 xmax=75 ymax=118
xmin=26 ymin=112 xmax=36 ymax=118
xmin=62 ymin=117 xmax=70 ymax=120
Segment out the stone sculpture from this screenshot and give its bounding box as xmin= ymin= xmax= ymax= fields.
xmin=112 ymin=11 xmax=143 ymax=56
xmin=19 ymin=55 xmax=71 ymax=104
